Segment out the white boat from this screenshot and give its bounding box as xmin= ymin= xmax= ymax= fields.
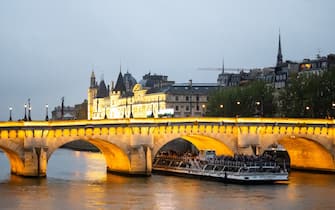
xmin=153 ymin=150 xmax=289 ymax=184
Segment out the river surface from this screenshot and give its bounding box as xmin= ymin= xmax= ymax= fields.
xmin=1 ymin=149 xmax=335 ymax=210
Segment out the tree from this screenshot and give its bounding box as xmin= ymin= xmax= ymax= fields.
xmin=279 ymin=68 xmax=335 ymax=118
xmin=207 ymin=81 xmax=274 ymax=117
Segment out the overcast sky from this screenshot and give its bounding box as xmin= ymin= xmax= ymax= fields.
xmin=0 ymin=0 xmax=334 ymax=120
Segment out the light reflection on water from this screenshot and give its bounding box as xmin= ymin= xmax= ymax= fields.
xmin=1 ymin=149 xmax=335 ymax=210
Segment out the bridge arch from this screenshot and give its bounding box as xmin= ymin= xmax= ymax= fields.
xmin=46 ymin=137 xmax=131 ymax=174
xmin=276 ymin=136 xmax=335 ymax=171
xmin=153 ymin=134 xmax=234 ymax=158
xmin=0 ymin=140 xmax=25 ymax=175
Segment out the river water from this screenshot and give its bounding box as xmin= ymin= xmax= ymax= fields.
xmin=1 ymin=149 xmax=335 ymax=210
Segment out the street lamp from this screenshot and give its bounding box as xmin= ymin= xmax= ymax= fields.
xmin=28 ymin=98 xmax=31 ymax=121
xmin=23 ymin=104 xmax=27 ymax=121
xmin=255 ymin=101 xmax=262 ymax=117
xmin=219 ymin=104 xmax=224 ymax=117
xmin=45 ymin=104 xmax=49 ymax=121
xmin=28 ymin=106 xmax=32 ymax=121
xmin=202 ymin=104 xmax=206 ymax=116
xmin=9 ymin=107 xmax=12 ymax=121
xmin=150 ymin=104 xmax=154 ymax=118
xmin=130 ymin=100 xmax=133 ymax=118
xmin=305 ymin=106 xmax=311 ymax=118
xmin=236 ymin=101 xmax=241 ymax=117
xmin=104 ymin=106 xmax=107 ymax=119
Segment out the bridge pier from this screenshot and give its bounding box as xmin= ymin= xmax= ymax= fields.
xmin=106 ymin=145 xmax=152 ymax=176
xmin=16 ymin=147 xmax=48 ymax=177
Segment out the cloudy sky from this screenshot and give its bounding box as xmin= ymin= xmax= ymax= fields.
xmin=0 ymin=0 xmax=334 ymax=120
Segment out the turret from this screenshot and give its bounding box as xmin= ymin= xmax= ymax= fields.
xmin=114 ymin=71 xmax=126 ymax=94
xmin=90 ymin=70 xmax=97 ymax=88
xmin=88 ymin=70 xmax=98 ymax=119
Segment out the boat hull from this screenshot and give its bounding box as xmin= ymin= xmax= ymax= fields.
xmin=153 ymin=166 xmax=288 ymax=184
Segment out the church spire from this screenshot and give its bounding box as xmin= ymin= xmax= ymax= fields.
xmin=277 ymin=31 xmax=283 ymax=66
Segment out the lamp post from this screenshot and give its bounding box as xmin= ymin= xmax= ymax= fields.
xmin=305 ymin=106 xmax=311 ymax=118
xmin=9 ymin=107 xmax=12 ymax=121
xmin=201 ymin=104 xmax=206 ymax=116
xmin=130 ymin=99 xmax=133 ymax=118
xmin=23 ymin=104 xmax=27 ymax=121
xmin=45 ymin=104 xmax=49 ymax=121
xmin=255 ymin=101 xmax=262 ymax=117
xmin=219 ymin=104 xmax=224 ymax=116
xmin=28 ymin=106 xmax=32 ymax=121
xmin=150 ymin=104 xmax=154 ymax=118
xmin=28 ymin=98 xmax=31 ymax=121
xmin=236 ymin=101 xmax=240 ymax=117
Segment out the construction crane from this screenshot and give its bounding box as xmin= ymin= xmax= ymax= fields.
xmin=197 ymin=58 xmax=249 ymax=74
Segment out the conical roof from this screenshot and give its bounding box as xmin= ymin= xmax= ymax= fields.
xmin=113 ymin=72 xmax=126 ymax=93
xmin=96 ymin=80 xmax=108 ymax=98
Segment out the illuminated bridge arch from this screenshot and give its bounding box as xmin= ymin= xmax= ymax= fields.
xmin=46 ymin=137 xmax=131 ymax=174
xmin=0 ymin=140 xmax=25 ymax=175
xmin=276 ymin=136 xmax=335 ymax=171
xmin=153 ymin=134 xmax=234 ymax=157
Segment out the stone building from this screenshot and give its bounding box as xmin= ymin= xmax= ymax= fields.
xmin=88 ymin=71 xmax=219 ymax=119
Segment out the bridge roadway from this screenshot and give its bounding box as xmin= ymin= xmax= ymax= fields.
xmin=0 ymin=117 xmax=334 ymax=177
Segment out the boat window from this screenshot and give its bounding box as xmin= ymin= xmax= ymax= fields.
xmin=205 ymin=165 xmax=215 ymax=170
xmin=239 ymin=168 xmax=249 ymax=173
xmin=214 ymin=165 xmax=224 ymax=171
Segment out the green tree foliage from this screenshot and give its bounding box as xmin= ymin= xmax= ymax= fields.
xmin=207 ymin=81 xmax=275 ymax=117
xmin=279 ymin=69 xmax=335 ymax=118
xmin=207 ymin=68 xmax=335 ymax=118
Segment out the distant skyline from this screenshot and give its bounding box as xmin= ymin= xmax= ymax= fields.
xmin=1 ymin=0 xmax=334 ymax=120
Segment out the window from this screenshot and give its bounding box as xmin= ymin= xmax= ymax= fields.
xmin=196 ymin=105 xmax=199 ymax=111
xmin=175 ymin=96 xmax=179 ymax=101
xmin=196 ymin=96 xmax=199 ymax=101
xmin=186 ymin=96 xmax=189 ymax=101
xmin=175 ymin=105 xmax=179 ymax=111
xmin=186 ymin=106 xmax=189 ymax=111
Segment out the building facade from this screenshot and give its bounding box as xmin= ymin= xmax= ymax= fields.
xmin=88 ymin=72 xmax=219 ymax=119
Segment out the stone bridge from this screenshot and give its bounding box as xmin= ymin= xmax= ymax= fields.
xmin=0 ymin=117 xmax=334 ymax=177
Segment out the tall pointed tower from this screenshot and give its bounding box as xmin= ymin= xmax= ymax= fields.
xmin=88 ymin=70 xmax=97 ymax=119
xmin=276 ymin=32 xmax=283 ymax=66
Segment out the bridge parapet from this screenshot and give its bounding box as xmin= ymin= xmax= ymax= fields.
xmin=0 ymin=117 xmax=334 ymax=176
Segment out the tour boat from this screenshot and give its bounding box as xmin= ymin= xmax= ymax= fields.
xmin=153 ymin=150 xmax=289 ymax=184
